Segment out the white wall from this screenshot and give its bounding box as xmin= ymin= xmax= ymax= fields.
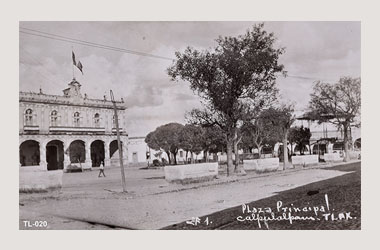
xmin=128 ymin=137 xmax=148 ymax=163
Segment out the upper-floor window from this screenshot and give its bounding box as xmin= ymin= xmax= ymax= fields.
xmin=73 ymin=112 xmax=80 ymax=127
xmin=94 ymin=113 xmax=100 ymax=127
xmin=25 ymin=109 xmax=33 ymax=126
xmin=50 ymin=110 xmax=58 ymax=126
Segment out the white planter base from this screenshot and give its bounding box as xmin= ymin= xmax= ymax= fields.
xmin=165 ymin=163 xmax=218 ymax=184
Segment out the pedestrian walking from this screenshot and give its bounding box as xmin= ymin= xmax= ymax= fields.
xmin=98 ymin=161 xmax=106 ymax=177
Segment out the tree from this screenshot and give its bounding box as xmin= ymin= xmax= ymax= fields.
xmin=178 ymin=124 xmax=204 ymax=163
xmin=260 ymin=105 xmax=295 ymax=170
xmin=145 ymin=123 xmax=184 ymax=165
xmin=201 ymin=126 xmax=226 ymax=162
xmin=240 ymin=111 xmax=279 ymax=158
xmin=288 ymin=126 xmax=312 ymax=155
xmin=307 ymin=77 xmax=361 ymax=161
xmin=168 ymin=23 xmax=285 ymax=176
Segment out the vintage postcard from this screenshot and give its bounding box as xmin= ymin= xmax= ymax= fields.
xmin=18 ymin=21 xmax=361 ymax=231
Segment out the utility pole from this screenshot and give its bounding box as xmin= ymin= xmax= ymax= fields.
xmin=110 ymin=90 xmax=127 ymax=192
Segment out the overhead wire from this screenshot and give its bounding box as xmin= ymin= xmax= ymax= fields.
xmin=19 ymin=27 xmax=174 ymax=61
xmin=20 ymin=27 xmax=337 ymax=82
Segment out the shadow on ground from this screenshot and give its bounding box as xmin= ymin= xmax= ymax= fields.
xmin=163 ymin=162 xmax=361 ymax=230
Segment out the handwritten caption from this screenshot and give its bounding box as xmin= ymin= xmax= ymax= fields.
xmin=186 ymin=194 xmax=356 ymax=229
xmin=186 ymin=216 xmax=212 ymax=226
xmin=237 ymin=194 xmax=356 ymax=229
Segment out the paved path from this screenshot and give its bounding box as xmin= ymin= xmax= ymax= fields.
xmin=19 ymin=163 xmax=354 ymax=229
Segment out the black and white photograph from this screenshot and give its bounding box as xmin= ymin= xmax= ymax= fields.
xmin=18 ymin=20 xmax=362 ymax=230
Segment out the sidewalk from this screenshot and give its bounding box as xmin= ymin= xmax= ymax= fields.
xmin=19 ymin=160 xmax=360 ymax=229
xmin=68 ymin=159 xmax=361 ymax=196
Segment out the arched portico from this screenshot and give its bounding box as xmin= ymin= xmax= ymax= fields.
xmin=46 ymin=140 xmax=64 ymax=170
xmin=109 ymin=139 xmax=128 ymax=166
xmin=109 ymin=140 xmax=121 ymax=158
xmin=19 ymin=140 xmax=40 ymax=166
xmin=354 ymin=138 xmax=361 ymax=150
xmin=69 ymin=140 xmax=86 ymax=163
xmin=91 ymin=140 xmax=105 ymax=167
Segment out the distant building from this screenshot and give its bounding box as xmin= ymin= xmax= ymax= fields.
xmin=19 ymin=78 xmax=128 ymax=171
xmin=128 ymin=136 xmax=149 ymax=163
xmin=293 ymin=115 xmax=361 ymax=154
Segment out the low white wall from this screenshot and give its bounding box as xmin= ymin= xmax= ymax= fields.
xmin=255 ymin=158 xmax=280 ymax=173
xmin=243 ymin=160 xmax=258 ymax=171
xmin=291 ymin=155 xmax=319 ymax=166
xmin=348 ymin=151 xmax=361 ymax=160
xmin=20 ymin=169 xmax=63 ymax=192
xmin=244 ymin=158 xmax=279 ymax=173
xmin=19 ymin=165 xmax=46 ymax=172
xmin=165 ymin=162 xmax=218 ymax=183
xmin=324 ymin=153 xmax=343 ymax=163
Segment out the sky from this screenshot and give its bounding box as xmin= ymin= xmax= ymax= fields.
xmin=19 ymin=21 xmax=361 ymax=137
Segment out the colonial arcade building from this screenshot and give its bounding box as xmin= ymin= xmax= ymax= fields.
xmin=19 ymin=78 xmax=128 ymax=171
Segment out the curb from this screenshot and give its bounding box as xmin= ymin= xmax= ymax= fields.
xmin=147 ymin=160 xmax=361 ymax=197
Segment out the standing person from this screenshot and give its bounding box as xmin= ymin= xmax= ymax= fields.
xmin=98 ymin=161 xmax=106 ymax=177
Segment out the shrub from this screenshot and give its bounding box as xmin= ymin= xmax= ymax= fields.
xmin=65 ymin=164 xmax=82 ymax=173
xmin=152 ymin=159 xmax=161 ymax=167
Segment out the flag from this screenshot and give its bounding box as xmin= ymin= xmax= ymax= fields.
xmin=72 ymin=51 xmax=77 ymax=66
xmin=76 ymin=61 xmax=83 ymax=74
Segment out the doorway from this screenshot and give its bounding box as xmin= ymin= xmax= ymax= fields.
xmin=46 ymin=140 xmax=64 ymax=170
xmin=132 ymin=152 xmax=138 ymax=163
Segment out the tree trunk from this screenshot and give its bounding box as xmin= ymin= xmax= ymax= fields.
xmin=283 ymin=131 xmax=289 ymax=170
xmin=343 ymin=122 xmax=350 ymax=162
xmin=255 ymin=142 xmax=262 ymax=159
xmin=226 ymin=135 xmax=234 ymax=177
xmin=234 ymin=139 xmax=239 ymax=170
xmin=308 ymin=142 xmax=311 ymax=155
xmin=185 ymin=151 xmax=188 ymax=164
xmin=233 ymin=131 xmax=246 ymax=175
xmin=204 ymin=150 xmax=208 ymax=162
xmin=166 ymin=151 xmax=171 ymax=165
xmin=173 ymin=152 xmax=178 ymax=165
xmin=290 ymin=142 xmax=293 ymax=156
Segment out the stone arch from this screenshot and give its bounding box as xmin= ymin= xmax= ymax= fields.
xmin=19 ymin=140 xmax=40 ymax=166
xmin=332 ymin=141 xmax=344 ymax=151
xmin=354 ymin=138 xmax=361 ymax=149
xmin=69 ymin=140 xmax=86 ymax=163
xmin=109 ymin=140 xmax=123 ymax=158
xmin=46 ymin=140 xmax=64 ymax=170
xmin=90 ymin=140 xmax=105 ymax=167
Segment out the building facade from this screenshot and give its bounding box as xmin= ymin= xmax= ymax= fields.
xmin=19 ymin=79 xmax=128 ymax=171
xmin=128 ymin=136 xmax=149 ymax=163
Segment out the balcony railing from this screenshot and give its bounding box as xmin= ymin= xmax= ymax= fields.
xmin=49 ymin=126 xmax=106 ymax=132
xmin=23 ymin=125 xmax=39 ymax=131
xmin=112 ymin=127 xmax=124 ymax=133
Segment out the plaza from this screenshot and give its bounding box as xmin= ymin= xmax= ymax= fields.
xmin=19 ymin=160 xmax=360 ymax=229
